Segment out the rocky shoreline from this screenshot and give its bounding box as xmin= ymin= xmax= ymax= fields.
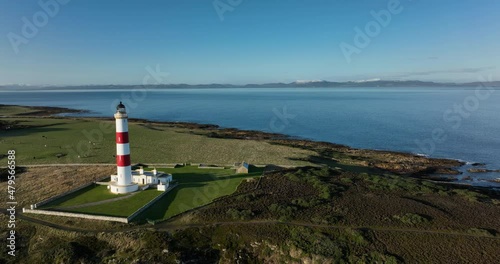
xmin=125 ymin=119 xmax=465 ymax=178
xmin=1 ymin=104 xmax=466 ymax=180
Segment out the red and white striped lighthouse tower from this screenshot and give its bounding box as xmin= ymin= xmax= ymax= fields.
xmin=110 ymin=102 xmax=138 ymax=194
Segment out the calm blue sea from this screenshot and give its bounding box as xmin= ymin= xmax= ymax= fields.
xmin=1 ymin=87 xmax=499 ymax=186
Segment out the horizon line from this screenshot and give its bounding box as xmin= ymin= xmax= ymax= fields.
xmin=1 ymin=79 xmax=499 ymax=88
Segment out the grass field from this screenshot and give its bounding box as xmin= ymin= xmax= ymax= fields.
xmin=34 ymin=166 xmax=262 ymax=220
xmin=61 ymin=188 xmax=164 ymax=217
xmin=0 ymin=105 xmax=37 ymax=116
xmin=41 ymin=185 xmax=127 ymax=208
xmin=38 ymin=183 xmax=163 ymax=218
xmin=0 ymin=165 xmax=117 ymax=207
xmin=136 ymin=166 xmax=264 ymax=221
xmin=0 ymin=116 xmax=314 ymax=166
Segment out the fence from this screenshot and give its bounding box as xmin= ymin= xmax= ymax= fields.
xmin=22 ymin=208 xmax=128 ymax=223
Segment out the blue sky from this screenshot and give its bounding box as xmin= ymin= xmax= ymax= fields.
xmin=0 ymin=0 xmax=499 ymax=85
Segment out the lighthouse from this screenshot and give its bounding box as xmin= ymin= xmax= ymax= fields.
xmin=109 ymin=102 xmax=139 ymax=194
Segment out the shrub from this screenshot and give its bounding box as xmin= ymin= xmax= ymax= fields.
xmin=291 ymin=198 xmax=322 ymax=208
xmin=466 ymin=228 xmax=495 ymax=237
xmin=289 ymin=227 xmax=343 ymax=259
xmin=453 ymin=189 xmax=486 ymax=202
xmin=393 ymin=213 xmax=430 ymax=225
xmin=226 ymin=208 xmax=254 ymax=220
xmin=340 ymin=177 xmax=353 ymax=184
xmin=343 ymin=228 xmax=366 ymax=246
xmin=350 ymin=252 xmax=398 ymax=264
xmin=268 ymin=203 xmax=297 ymax=221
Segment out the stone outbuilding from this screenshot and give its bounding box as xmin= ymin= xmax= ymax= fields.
xmin=236 ymin=161 xmax=249 ymax=174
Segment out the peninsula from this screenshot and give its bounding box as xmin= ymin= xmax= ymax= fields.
xmin=0 ymin=104 xmax=499 ymax=263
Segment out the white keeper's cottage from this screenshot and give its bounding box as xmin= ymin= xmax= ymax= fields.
xmin=110 ymin=167 xmax=173 ymax=191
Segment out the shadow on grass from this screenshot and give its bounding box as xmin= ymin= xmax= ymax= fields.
xmin=40 ymin=184 xmax=97 ymax=208
xmin=172 ymin=172 xmax=252 ymax=184
xmin=45 ymin=167 xmax=263 ymax=222
xmin=41 ymin=184 xmax=126 ymax=209
xmin=0 ymin=167 xmax=26 ymax=182
xmin=249 ymin=165 xmax=265 ymax=174
xmin=135 ymin=171 xmax=262 ymax=222
xmin=0 ymin=121 xmax=69 ymax=137
xmin=135 ymin=183 xmax=206 ymax=222
xmin=288 ymin=155 xmax=380 ymax=174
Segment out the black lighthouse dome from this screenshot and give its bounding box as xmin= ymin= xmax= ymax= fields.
xmin=116 ymin=101 xmax=126 ymax=110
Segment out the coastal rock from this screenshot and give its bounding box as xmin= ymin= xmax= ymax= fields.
xmin=467 ymin=168 xmax=500 ymax=173
xmin=462 ymin=176 xmax=473 ymax=181
xmin=269 ymin=138 xmax=464 ymax=176
xmin=433 ymin=167 xmax=462 ymax=175
xmin=2 ymin=103 xmax=466 ymax=181
xmin=422 ymin=175 xmax=458 ymax=182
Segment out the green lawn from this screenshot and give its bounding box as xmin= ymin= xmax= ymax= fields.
xmin=136 ymin=166 xmax=263 ymax=221
xmin=38 ymin=166 xmax=262 ymax=220
xmin=64 ymin=188 xmax=164 ymax=217
xmin=41 ymin=185 xmax=127 ymax=208
xmin=0 ymin=115 xmax=314 ymax=166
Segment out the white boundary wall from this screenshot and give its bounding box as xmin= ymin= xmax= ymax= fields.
xmin=22 ymin=208 xmax=128 ymax=223
xmin=23 ymin=183 xmax=178 ymax=224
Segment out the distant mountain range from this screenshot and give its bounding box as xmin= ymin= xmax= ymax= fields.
xmin=2 ymin=80 xmax=500 ymax=90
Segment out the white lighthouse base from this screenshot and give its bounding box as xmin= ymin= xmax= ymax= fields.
xmin=108 ymin=183 xmax=139 ymax=194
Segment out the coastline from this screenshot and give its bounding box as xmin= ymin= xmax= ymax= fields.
xmin=5 ymin=103 xmax=500 ymax=190
xmin=3 ymin=104 xmax=500 ymax=263
xmin=1 ymin=104 xmax=470 ymax=180
xmin=0 ymin=104 xmax=89 ymax=116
